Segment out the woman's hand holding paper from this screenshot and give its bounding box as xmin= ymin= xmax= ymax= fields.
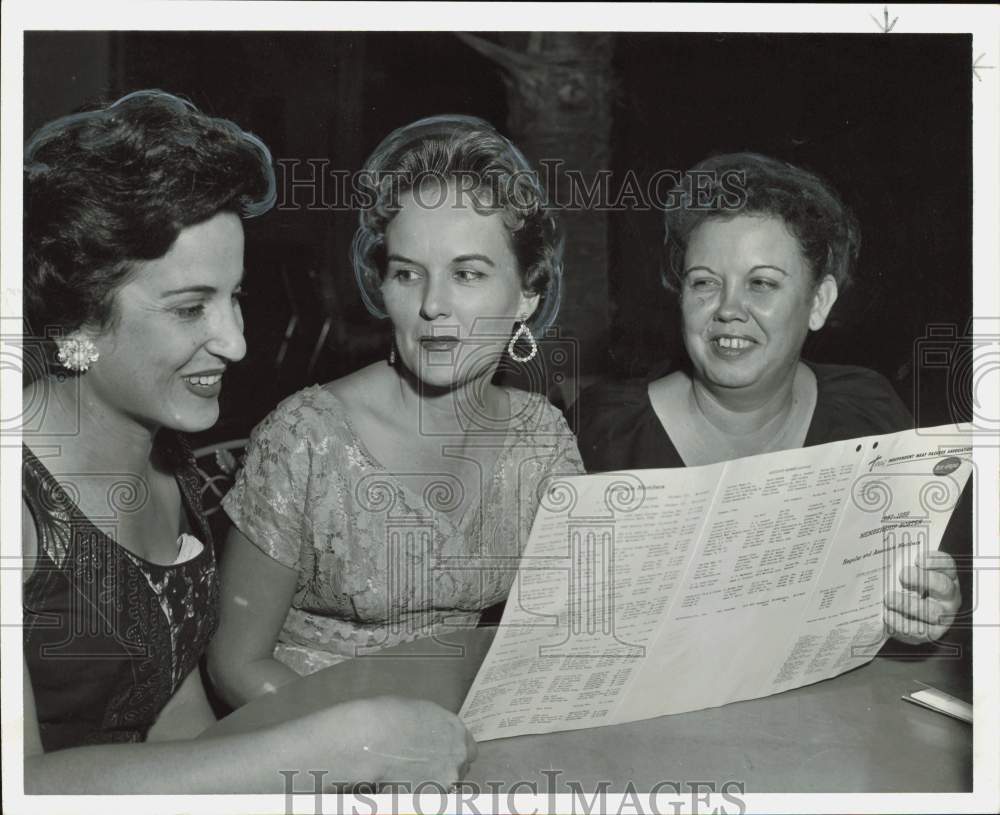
xmin=884 ymin=552 xmax=961 ymax=644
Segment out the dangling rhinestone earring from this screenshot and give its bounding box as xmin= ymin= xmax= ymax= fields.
xmin=507 ymin=316 xmax=538 ymax=363
xmin=56 ymin=336 xmax=100 ymax=373
xmin=388 ymin=330 xmax=397 ymax=365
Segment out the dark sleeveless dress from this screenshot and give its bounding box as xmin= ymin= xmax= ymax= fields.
xmin=574 ymin=362 xmax=915 ymax=472
xmin=22 ymin=433 xmax=220 ymax=751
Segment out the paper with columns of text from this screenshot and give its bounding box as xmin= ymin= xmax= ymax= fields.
xmin=459 ymin=426 xmax=972 ymax=741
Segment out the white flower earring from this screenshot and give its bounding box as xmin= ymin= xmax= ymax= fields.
xmin=388 ymin=330 xmax=397 ymax=365
xmin=56 ymin=335 xmax=100 ymax=373
xmin=507 ymin=315 xmax=538 ymax=363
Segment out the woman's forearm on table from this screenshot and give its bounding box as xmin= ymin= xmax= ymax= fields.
xmin=25 ymin=712 xmax=377 ymax=794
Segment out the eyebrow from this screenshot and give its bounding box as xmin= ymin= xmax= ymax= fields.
xmin=750 ymin=264 xmax=789 ymax=276
xmin=386 ymin=254 xmax=423 ymax=267
xmin=683 ymin=264 xmax=789 ymax=276
xmin=160 ymin=269 xmax=246 ymax=297
xmin=452 ymin=254 xmax=495 ymax=267
xmin=387 ymin=253 xmax=495 ymax=268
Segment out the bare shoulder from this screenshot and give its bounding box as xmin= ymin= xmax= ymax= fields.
xmin=323 ymin=362 xmax=393 ymax=418
xmin=258 ymin=367 xmax=384 ymax=437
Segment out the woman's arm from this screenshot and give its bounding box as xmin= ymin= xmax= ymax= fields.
xmin=23 ymin=484 xmax=474 ymax=793
xmin=206 ymin=525 xmax=302 ymax=707
xmin=24 ymin=664 xmax=474 ymax=793
xmin=208 ymin=400 xmax=317 ymax=706
xmin=146 ymin=666 xmax=217 ymax=742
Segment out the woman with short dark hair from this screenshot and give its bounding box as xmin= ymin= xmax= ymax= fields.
xmin=22 ymin=91 xmax=474 ymax=793
xmin=24 ymin=89 xmax=276 ymax=346
xmin=661 ymin=152 xmax=859 ymax=297
xmin=577 ymin=152 xmax=960 ymax=644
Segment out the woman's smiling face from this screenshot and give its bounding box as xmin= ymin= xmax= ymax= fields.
xmin=381 ymin=181 xmax=537 ymax=389
xmin=80 ymin=211 xmax=248 ymax=434
xmin=681 ymin=214 xmax=837 ymax=399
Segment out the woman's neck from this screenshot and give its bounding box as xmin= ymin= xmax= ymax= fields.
xmin=649 ymin=363 xmax=817 ymax=467
xmin=393 ymin=364 xmax=507 ymax=436
xmin=689 ymin=369 xmax=798 ymax=439
xmin=26 ymin=374 xmax=158 ymax=474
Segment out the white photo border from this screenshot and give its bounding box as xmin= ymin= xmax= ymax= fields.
xmin=2 ymin=3 xmax=997 ymax=814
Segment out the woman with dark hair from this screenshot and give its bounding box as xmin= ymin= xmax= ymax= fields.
xmin=576 ymin=152 xmax=960 ymax=644
xmin=208 ymin=115 xmax=583 ymax=705
xmin=22 ymin=91 xmax=473 ymax=792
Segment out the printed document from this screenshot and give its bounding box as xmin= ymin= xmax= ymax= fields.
xmin=459 ymin=426 xmax=972 ymax=740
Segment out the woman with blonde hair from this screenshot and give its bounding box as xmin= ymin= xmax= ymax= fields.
xmin=209 ymin=114 xmax=584 ymax=704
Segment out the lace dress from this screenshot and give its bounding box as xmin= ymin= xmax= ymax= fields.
xmin=22 ymin=434 xmax=219 ymax=751
xmin=223 ymin=385 xmax=584 ymax=674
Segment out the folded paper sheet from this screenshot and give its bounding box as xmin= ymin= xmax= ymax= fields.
xmin=459 ymin=426 xmax=972 ymax=741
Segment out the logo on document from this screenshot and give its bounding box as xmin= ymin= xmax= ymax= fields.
xmin=932 ymin=456 xmax=962 ymax=476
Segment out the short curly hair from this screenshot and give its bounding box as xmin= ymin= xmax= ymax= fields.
xmin=24 ymin=89 xmax=276 ymax=338
xmin=351 ymin=114 xmax=563 ymax=332
xmin=662 ymin=152 xmax=860 ymax=297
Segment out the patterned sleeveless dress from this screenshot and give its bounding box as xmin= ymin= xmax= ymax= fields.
xmin=22 ymin=434 xmax=219 ymax=751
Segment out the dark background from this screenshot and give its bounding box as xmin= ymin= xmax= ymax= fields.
xmin=24 ymin=31 xmax=973 ymax=445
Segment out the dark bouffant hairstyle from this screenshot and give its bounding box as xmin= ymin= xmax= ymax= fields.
xmin=351 ymin=114 xmax=563 ymax=332
xmin=24 ymin=89 xmax=276 ymax=338
xmin=662 ymin=152 xmax=860 ymax=297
